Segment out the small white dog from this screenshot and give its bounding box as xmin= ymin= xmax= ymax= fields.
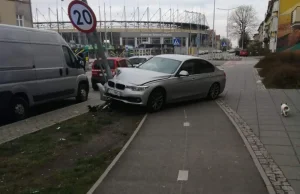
xmin=281 ymin=103 xmax=290 ymax=117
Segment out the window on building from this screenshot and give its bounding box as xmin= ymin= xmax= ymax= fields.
xmin=16 ymin=15 xmax=24 ymax=27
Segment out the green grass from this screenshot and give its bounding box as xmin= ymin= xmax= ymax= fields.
xmin=0 ymin=108 xmax=142 ymax=194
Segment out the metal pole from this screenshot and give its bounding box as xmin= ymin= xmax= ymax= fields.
xmin=110 ymin=5 xmax=113 ymax=45
xmin=81 ymin=0 xmax=112 ymax=80
xmin=36 ymin=8 xmax=39 ymax=29
xmin=56 ymin=0 xmax=60 ymax=33
xmin=104 ymin=3 xmax=107 ymax=44
xmin=137 ymin=7 xmax=140 ymax=29
xmin=147 ymin=7 xmax=150 ymax=29
xmin=241 ymin=23 xmax=244 ymax=49
xmin=212 ymin=0 xmax=216 ymax=52
xmin=227 ymin=10 xmax=229 ymax=39
xmin=99 ymin=6 xmax=102 ymax=41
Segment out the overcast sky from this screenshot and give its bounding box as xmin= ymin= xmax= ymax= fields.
xmin=31 ymin=0 xmax=268 ymax=44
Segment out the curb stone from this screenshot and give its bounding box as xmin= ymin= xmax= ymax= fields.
xmin=216 ymin=99 xmax=295 ymax=194
xmin=253 ymin=68 xmax=266 ymax=91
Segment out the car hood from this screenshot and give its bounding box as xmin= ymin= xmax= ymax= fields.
xmin=112 ymin=68 xmax=171 ymax=85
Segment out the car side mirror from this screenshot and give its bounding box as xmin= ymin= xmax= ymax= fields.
xmin=179 ymin=70 xmax=189 ymax=77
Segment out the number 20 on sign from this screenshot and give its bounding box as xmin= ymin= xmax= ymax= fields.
xmin=68 ymin=1 xmax=97 ymax=33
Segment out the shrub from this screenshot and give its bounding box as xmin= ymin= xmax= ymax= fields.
xmin=256 ymin=51 xmax=300 ymax=89
xmin=262 ymin=65 xmax=300 ymax=89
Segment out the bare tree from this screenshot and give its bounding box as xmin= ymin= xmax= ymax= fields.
xmin=228 ymin=5 xmax=258 ymax=48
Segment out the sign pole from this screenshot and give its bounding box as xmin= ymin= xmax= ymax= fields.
xmin=79 ymin=0 xmax=112 ymax=81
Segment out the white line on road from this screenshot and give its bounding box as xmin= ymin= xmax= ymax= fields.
xmin=86 ymin=114 xmax=148 ymax=194
xmin=183 ymin=109 xmax=187 ymax=119
xmin=177 ymin=170 xmax=189 ymax=181
xmin=183 ymin=122 xmax=190 ymax=127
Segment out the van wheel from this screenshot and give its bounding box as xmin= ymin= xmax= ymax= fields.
xmin=76 ymin=83 xmax=89 ymax=102
xmin=10 ymin=97 xmax=29 ymax=121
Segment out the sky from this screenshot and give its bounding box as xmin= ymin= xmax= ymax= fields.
xmin=31 ymin=0 xmax=269 ymax=45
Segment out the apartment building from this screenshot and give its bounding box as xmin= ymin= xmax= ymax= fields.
xmin=0 ymin=0 xmax=33 ymax=27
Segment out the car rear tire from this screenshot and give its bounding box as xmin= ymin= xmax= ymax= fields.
xmin=207 ymin=83 xmax=220 ymax=100
xmin=147 ymin=88 xmax=165 ymax=112
xmin=76 ymin=83 xmax=89 ymax=102
xmin=10 ymin=96 xmax=29 ymax=121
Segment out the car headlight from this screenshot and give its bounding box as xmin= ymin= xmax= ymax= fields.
xmin=126 ymin=85 xmax=149 ymax=91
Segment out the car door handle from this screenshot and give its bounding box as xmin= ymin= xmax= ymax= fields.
xmin=59 ymin=69 xmax=63 ymax=76
xmin=66 ymin=68 xmax=69 ymax=75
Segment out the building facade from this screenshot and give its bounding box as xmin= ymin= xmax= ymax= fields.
xmin=258 ymin=0 xmax=300 ymax=52
xmin=0 ymin=0 xmax=33 ymax=27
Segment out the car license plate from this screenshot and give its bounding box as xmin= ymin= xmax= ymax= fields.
xmin=107 ymin=89 xmax=121 ymax=96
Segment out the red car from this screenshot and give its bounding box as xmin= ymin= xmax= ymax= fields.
xmin=239 ymin=50 xmax=249 ymax=57
xmin=91 ymin=57 xmax=133 ymax=90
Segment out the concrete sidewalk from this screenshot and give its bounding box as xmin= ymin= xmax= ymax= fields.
xmin=221 ymin=58 xmax=300 ymax=193
xmin=92 ymin=101 xmax=268 ymax=194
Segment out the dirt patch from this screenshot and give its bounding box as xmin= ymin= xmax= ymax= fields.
xmin=0 ymin=103 xmax=145 ymax=194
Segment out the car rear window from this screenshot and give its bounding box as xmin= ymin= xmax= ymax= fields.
xmin=93 ymin=59 xmax=115 ymax=69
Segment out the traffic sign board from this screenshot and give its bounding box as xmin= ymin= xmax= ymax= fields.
xmin=222 ymin=42 xmax=227 ymax=47
xmin=68 ymin=1 xmax=97 ymax=33
xmin=173 ymin=38 xmax=181 ymax=46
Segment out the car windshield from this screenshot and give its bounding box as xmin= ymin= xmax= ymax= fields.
xmin=138 ymin=57 xmax=181 ymax=74
xmin=129 ymin=58 xmax=147 ymax=65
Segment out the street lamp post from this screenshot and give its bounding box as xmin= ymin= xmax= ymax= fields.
xmin=216 ymin=7 xmax=238 ymax=40
xmin=212 ymin=0 xmax=216 ymax=52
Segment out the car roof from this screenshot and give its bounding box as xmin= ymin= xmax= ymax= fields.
xmin=153 ymin=54 xmax=200 ymax=61
xmin=129 ymin=55 xmax=153 ymax=59
xmin=107 ymin=57 xmax=125 ymax=61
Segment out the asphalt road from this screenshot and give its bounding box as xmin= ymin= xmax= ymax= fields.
xmin=93 ymin=100 xmax=268 ymax=194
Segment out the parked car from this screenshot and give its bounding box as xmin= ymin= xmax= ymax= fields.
xmin=91 ymin=57 xmax=133 ymax=90
xmin=99 ymin=54 xmax=226 ymax=112
xmin=0 ymin=24 xmax=89 ymax=121
xmin=240 ymin=50 xmax=249 ymax=57
xmin=128 ymin=55 xmax=153 ymax=67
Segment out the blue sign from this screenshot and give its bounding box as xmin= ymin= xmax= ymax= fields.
xmin=222 ymin=42 xmax=227 ymax=47
xmin=173 ymin=38 xmax=181 ymax=46
xmin=125 ymin=46 xmax=129 ymax=51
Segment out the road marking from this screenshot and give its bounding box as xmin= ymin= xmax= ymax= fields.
xmin=86 ymin=114 xmax=148 ymax=194
xmin=183 ymin=122 xmax=190 ymax=127
xmin=183 ymin=109 xmax=187 ymax=119
xmin=177 ymin=170 xmax=189 ymax=181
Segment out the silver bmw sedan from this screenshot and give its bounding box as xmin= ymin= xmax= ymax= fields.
xmin=100 ymin=54 xmax=226 ymax=112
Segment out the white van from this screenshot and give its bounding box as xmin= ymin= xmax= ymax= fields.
xmin=0 ymin=25 xmax=89 ymax=121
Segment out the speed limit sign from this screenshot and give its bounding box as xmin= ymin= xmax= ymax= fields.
xmin=68 ymin=1 xmax=97 ymax=33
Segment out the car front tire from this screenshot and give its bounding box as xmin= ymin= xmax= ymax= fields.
xmin=147 ymin=88 xmax=165 ymax=112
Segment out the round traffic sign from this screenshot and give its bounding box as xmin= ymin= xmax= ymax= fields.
xmin=68 ymin=1 xmax=97 ymax=33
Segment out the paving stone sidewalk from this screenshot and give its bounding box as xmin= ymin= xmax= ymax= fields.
xmin=220 ymin=58 xmax=300 ymax=193
xmin=0 ymin=94 xmax=102 ymax=145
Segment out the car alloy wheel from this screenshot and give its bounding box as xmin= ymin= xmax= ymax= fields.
xmin=209 ymin=83 xmax=220 ymax=100
xmin=148 ymin=89 xmax=165 ymax=112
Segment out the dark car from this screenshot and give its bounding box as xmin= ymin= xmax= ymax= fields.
xmin=91 ymin=57 xmax=133 ymax=90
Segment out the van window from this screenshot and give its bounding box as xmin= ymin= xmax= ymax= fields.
xmin=32 ymin=44 xmax=63 ymax=68
xmin=0 ymin=42 xmax=33 ymax=69
xmin=62 ymin=46 xmax=76 ymax=68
